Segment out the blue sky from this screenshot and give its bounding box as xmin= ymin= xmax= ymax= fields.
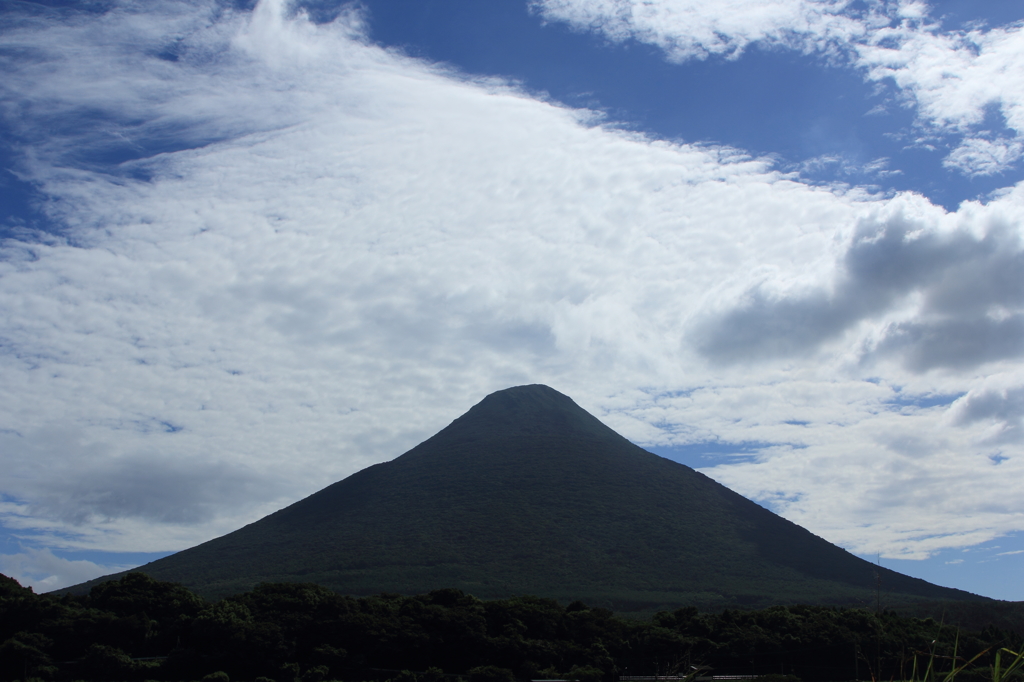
xmin=1 ymin=0 xmax=1023 ymax=601
xmin=360 ymin=0 xmax=1021 ymax=210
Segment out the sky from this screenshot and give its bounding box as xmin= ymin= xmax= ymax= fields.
xmin=0 ymin=0 xmax=1023 ymax=601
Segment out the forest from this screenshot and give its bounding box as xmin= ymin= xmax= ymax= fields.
xmin=2 ymin=572 xmax=1021 ymax=682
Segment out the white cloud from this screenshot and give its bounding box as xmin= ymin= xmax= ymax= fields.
xmin=943 ymin=138 xmax=1024 ymax=176
xmin=0 ymin=547 xmax=132 ymax=592
xmin=857 ymin=21 xmax=1024 ymax=136
xmin=529 ymin=0 xmax=869 ymax=61
xmin=532 ymin=0 xmax=1024 ymax=177
xmin=948 ymin=374 xmax=1024 ymax=444
xmin=856 ymin=18 xmax=1024 ymax=176
xmin=0 ymin=0 xmax=1021 ymax=571
xmin=799 ymin=154 xmax=903 ymax=179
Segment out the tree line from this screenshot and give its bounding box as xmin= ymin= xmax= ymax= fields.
xmin=1 ymin=572 xmax=1020 ymax=682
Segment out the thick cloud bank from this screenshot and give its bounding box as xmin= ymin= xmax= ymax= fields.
xmin=694 ymin=200 xmax=1024 ymax=369
xmin=0 ymin=0 xmax=1022 ymax=589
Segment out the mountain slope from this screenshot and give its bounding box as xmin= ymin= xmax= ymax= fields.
xmin=72 ymin=385 xmax=985 ymax=609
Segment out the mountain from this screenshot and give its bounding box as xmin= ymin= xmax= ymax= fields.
xmin=69 ymin=384 xmax=986 ymax=610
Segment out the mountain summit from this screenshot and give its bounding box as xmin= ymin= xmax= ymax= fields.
xmin=73 ymin=385 xmax=983 ymax=609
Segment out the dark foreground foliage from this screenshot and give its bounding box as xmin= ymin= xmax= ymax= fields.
xmin=2 ymin=573 xmax=1021 ymax=682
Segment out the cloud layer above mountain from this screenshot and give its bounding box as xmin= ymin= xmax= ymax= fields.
xmin=0 ymin=0 xmax=1022 ymax=590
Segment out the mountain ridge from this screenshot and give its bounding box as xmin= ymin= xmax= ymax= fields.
xmin=66 ymin=384 xmax=986 ymax=610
